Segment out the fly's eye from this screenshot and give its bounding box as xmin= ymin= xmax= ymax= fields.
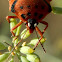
xmin=34 ymin=23 xmax=37 ymax=27
xmin=28 ymin=23 xmax=31 ymax=27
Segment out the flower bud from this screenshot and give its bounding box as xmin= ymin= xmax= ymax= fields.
xmin=22 ymin=42 xmax=26 ymax=46
xmin=26 ymin=54 xmax=40 ymax=62
xmin=20 ymin=28 xmax=30 ymax=39
xmin=20 ymin=46 xmax=34 ymax=54
xmin=28 ymin=37 xmax=46 ymax=46
xmin=8 ymin=46 xmax=12 ymax=51
xmin=11 ymin=52 xmax=15 ymax=56
xmin=10 ymin=18 xmax=17 ymax=33
xmin=15 ymin=46 xmax=18 ymax=50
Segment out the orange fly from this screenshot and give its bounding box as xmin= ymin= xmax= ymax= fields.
xmin=6 ymin=0 xmax=52 ymax=52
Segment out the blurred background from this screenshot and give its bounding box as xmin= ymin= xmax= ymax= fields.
xmin=0 ymin=0 xmax=62 ymax=62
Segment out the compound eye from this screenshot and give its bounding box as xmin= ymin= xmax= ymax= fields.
xmin=34 ymin=23 xmax=37 ymax=27
xmin=28 ymin=23 xmax=31 ymax=27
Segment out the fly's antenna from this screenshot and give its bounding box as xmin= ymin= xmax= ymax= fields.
xmin=34 ymin=29 xmax=46 ymax=53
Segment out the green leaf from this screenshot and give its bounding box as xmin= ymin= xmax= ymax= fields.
xmin=0 ymin=35 xmax=12 ymax=46
xmin=51 ymin=0 xmax=62 ymax=14
xmin=52 ymin=7 xmax=62 ymax=14
xmin=0 ymin=42 xmax=6 ymax=50
xmin=51 ymin=0 xmax=62 ymax=8
xmin=0 ymin=52 xmax=10 ymax=62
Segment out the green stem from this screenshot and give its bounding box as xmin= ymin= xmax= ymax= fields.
xmin=14 ymin=20 xmax=22 ymax=44
xmin=16 ymin=53 xmax=21 ymax=62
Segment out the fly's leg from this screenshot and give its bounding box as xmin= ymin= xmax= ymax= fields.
xmin=6 ymin=16 xmax=18 ymax=23
xmin=10 ymin=21 xmax=23 ymax=36
xmin=40 ymin=21 xmax=48 ymax=34
xmin=6 ymin=16 xmax=23 ymax=36
xmin=34 ymin=26 xmax=46 ymax=53
xmin=33 ymin=26 xmax=43 ymax=49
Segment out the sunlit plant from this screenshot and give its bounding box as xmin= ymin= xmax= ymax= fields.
xmin=0 ymin=18 xmax=46 ymax=62
xmin=0 ymin=0 xmax=62 ymax=62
